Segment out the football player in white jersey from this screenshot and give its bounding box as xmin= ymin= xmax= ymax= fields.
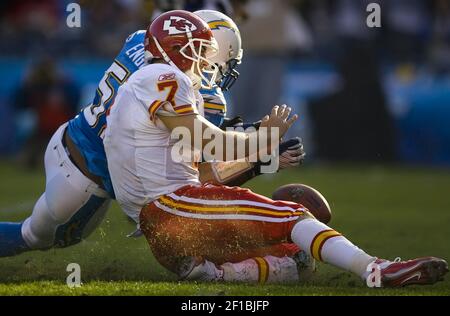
xmin=104 ymin=10 xmax=448 ymax=288
xmin=153 ymin=9 xmax=314 ymax=284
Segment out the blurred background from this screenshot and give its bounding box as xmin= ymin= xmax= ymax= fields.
xmin=0 ymin=0 xmax=449 ymax=167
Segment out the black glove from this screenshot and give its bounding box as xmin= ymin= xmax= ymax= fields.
xmin=219 ymin=116 xmax=243 ymax=130
xmin=224 ymin=137 xmax=305 ymax=186
xmin=220 ymin=116 xmax=262 ymax=130
xmin=279 ymin=137 xmax=306 ymax=169
xmin=254 ymin=137 xmax=306 ymax=174
xmin=242 ymin=120 xmax=261 ymax=129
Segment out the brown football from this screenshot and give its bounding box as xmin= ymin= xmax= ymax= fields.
xmin=272 ymin=183 xmax=332 ymax=224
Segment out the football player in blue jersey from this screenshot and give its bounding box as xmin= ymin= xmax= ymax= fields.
xmin=0 ymin=29 xmax=147 ymax=256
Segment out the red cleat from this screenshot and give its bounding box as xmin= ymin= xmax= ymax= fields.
xmin=372 ymin=257 xmax=448 ymax=287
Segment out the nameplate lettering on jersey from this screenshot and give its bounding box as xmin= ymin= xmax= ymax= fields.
xmin=126 ymin=43 xmax=146 ymax=68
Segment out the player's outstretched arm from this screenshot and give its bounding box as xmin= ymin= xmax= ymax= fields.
xmin=158 ymin=104 xmax=298 ymax=162
xmin=159 ymin=112 xmax=247 ymax=161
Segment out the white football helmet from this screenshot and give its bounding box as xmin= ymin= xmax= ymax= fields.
xmin=195 ymin=9 xmax=243 ymax=91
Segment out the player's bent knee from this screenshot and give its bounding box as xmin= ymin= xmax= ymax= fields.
xmin=22 ymin=195 xmax=58 ymax=250
xmin=23 ymin=193 xmax=110 ymax=249
xmin=53 ymin=197 xmax=110 ymax=248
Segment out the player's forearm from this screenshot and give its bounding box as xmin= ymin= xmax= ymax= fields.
xmin=160 ymin=113 xmax=272 ymax=162
xmin=198 ymin=161 xmax=258 ymax=186
xmin=204 ymin=130 xmax=276 ymax=163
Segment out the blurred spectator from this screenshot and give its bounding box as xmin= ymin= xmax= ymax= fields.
xmin=0 ymin=0 xmax=156 ymax=58
xmin=228 ymin=0 xmax=313 ymax=124
xmin=13 ymin=58 xmax=80 ymax=168
xmin=152 ymin=0 xmax=249 ymax=23
xmin=0 ymin=0 xmax=446 ymax=66
xmin=238 ymin=0 xmax=312 ymax=55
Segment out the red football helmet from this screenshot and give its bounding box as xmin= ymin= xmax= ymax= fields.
xmin=145 ymin=10 xmax=219 ymax=89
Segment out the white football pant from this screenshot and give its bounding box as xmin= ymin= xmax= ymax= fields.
xmin=21 ymin=123 xmax=111 ymax=249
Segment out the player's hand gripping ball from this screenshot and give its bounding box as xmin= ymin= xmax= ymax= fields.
xmin=272 ymin=184 xmax=332 ymax=224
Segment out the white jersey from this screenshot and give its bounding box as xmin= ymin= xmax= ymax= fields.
xmin=104 ymin=63 xmax=203 ymax=221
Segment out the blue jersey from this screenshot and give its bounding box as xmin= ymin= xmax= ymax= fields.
xmin=67 ymin=30 xmax=227 ymax=198
xmin=201 ymin=85 xmax=227 ymax=127
xmin=67 ymin=30 xmax=147 ymax=197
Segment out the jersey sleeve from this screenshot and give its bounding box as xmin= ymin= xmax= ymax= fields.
xmin=201 ymin=86 xmax=227 ymax=113
xmin=133 ymin=67 xmax=199 ymax=120
xmin=201 ymin=86 xmax=227 ymax=127
xmin=125 ymin=30 xmax=146 ymax=44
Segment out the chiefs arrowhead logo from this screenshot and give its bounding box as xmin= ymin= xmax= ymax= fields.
xmin=163 ymin=16 xmax=197 ymax=35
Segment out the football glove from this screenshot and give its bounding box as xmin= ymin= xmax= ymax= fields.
xmin=279 ymin=137 xmax=306 ymax=170
xmin=220 ymin=116 xmax=262 ymax=130
xmin=219 ymin=116 xmax=243 ymax=129
xmin=221 ymin=137 xmax=305 ymax=186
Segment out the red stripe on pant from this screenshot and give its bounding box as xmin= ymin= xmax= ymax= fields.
xmin=139 ymin=184 xmax=303 ymax=272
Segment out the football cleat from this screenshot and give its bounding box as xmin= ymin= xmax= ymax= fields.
xmin=176 ymin=256 xmax=204 ymax=280
xmin=373 ymin=256 xmax=448 ymax=287
xmin=177 ymin=256 xmax=224 ymax=282
xmin=292 ymin=250 xmax=316 ymax=281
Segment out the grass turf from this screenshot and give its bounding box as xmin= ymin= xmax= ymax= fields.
xmin=0 ymin=161 xmax=449 ymax=296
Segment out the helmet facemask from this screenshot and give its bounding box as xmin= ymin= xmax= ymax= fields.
xmin=217 ymin=58 xmax=241 ymax=91
xmin=179 ymin=30 xmax=219 ymax=90
xmin=151 ymin=28 xmax=219 ymax=90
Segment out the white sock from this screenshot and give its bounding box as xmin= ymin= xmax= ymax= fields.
xmin=264 ymin=256 xmax=300 ymax=284
xmin=221 ymin=256 xmax=299 ymax=284
xmin=291 ymin=218 xmax=375 ymax=279
xmin=221 ymin=258 xmax=260 ymax=283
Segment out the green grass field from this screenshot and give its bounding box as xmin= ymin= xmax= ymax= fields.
xmin=0 ymin=161 xmax=449 ymax=296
